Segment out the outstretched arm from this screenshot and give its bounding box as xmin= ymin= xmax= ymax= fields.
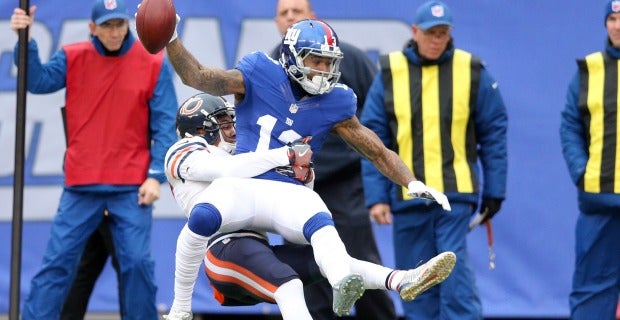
xmin=171 ymin=145 xmax=291 ymax=182
xmin=335 ymin=116 xmax=451 ymax=210
xmin=166 ymin=37 xmax=245 ymax=98
xmin=166 ymin=138 xmax=313 ymax=183
xmin=334 ymin=116 xmax=414 ymax=186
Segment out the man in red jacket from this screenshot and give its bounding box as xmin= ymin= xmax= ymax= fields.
xmin=10 ymin=0 xmax=178 ymax=318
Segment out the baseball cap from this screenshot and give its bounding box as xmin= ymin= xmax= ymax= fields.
xmin=414 ymin=1 xmax=453 ymax=30
xmin=91 ymin=0 xmax=131 ymax=25
xmin=606 ymin=0 xmax=620 ymax=24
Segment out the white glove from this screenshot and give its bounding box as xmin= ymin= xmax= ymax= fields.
xmin=407 ymin=181 xmax=451 ymax=211
xmin=169 ymin=14 xmax=180 ymax=43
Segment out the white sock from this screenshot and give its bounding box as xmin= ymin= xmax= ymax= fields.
xmin=385 ymin=270 xmax=406 ymax=291
xmin=309 ymin=226 xmax=351 ymax=286
xmin=349 ymin=257 xmax=394 ymax=290
xmin=170 ymin=224 xmax=209 ymax=313
xmin=273 ymin=279 xmax=312 ymax=320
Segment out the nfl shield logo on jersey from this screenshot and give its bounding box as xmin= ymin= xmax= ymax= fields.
xmin=289 ymin=103 xmax=299 ymax=114
xmin=613 ymin=0 xmax=620 ymax=12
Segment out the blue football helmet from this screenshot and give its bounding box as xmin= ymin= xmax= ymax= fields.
xmin=176 ymin=93 xmax=236 ymax=153
xmin=279 ymin=19 xmax=343 ymax=95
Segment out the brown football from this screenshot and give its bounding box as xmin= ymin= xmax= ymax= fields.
xmin=135 ymin=0 xmax=176 ymax=54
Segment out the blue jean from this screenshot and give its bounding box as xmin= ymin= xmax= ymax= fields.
xmin=22 ymin=189 xmax=157 ymax=320
xmin=393 ymin=201 xmax=482 ymax=320
xmin=569 ymin=209 xmax=620 ymax=320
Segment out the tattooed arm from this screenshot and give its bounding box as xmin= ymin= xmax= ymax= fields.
xmin=333 ymin=116 xmax=416 ymax=187
xmin=166 ymin=38 xmax=245 ymax=100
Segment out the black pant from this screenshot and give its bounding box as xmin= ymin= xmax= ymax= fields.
xmin=61 ymin=217 xmax=121 ymax=320
xmin=306 ymin=173 xmax=397 ymax=320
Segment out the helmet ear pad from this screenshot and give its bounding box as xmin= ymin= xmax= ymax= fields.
xmin=279 ymin=19 xmax=343 ymax=95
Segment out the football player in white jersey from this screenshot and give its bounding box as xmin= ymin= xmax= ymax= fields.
xmin=163 ymin=18 xmax=455 ymax=319
xmin=164 ymin=93 xmax=456 ymax=320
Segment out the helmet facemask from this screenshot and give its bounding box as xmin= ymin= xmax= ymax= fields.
xmin=285 ymin=47 xmax=342 ymax=95
xmin=197 ymin=109 xmax=219 ymax=143
xmin=212 ymin=110 xmax=236 ymax=154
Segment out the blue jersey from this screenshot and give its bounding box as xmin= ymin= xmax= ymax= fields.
xmin=234 ymin=52 xmax=357 ymax=184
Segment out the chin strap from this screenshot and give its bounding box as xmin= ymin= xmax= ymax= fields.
xmin=303 ymin=75 xmax=331 ymax=94
xmin=216 ymin=131 xmax=236 ymax=154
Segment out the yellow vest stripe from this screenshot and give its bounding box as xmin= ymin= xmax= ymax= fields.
xmin=388 ymin=52 xmax=415 ymax=199
xmin=421 ymin=65 xmax=444 ymax=191
xmin=584 ymin=53 xmax=604 ymax=192
xmin=452 ymin=50 xmax=474 ymax=192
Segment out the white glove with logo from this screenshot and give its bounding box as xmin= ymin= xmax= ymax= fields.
xmin=407 ymin=181 xmax=451 ymax=211
xmin=169 ymin=14 xmax=180 ymax=43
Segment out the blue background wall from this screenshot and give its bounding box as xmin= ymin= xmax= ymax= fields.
xmin=0 ymin=0 xmax=610 ymax=318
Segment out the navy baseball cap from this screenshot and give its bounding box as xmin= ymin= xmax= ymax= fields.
xmin=606 ymin=0 xmax=620 ymax=24
xmin=414 ymin=1 xmax=453 ymax=30
xmin=91 ymin=0 xmax=131 ymax=25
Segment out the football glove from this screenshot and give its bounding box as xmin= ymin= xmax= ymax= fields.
xmin=479 ymin=198 xmax=502 ymax=224
xmin=287 ymin=136 xmax=312 ymax=166
xmin=170 ymin=14 xmax=180 ymax=43
xmin=407 ymin=181 xmax=451 ymax=211
xmin=286 ymin=137 xmax=313 ymax=184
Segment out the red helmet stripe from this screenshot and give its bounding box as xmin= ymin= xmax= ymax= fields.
xmin=317 ymin=20 xmax=334 ymax=45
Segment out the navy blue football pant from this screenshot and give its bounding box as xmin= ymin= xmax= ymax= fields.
xmin=206 ymin=235 xmax=324 ymax=306
xmin=570 ymin=209 xmax=620 ymax=320
xmin=22 ymin=189 xmax=157 ymax=320
xmin=393 ymin=202 xmax=482 ymax=320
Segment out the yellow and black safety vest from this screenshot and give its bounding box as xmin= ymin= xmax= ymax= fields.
xmin=379 ymin=49 xmax=481 ymax=200
xmin=577 ymin=51 xmax=620 ymax=193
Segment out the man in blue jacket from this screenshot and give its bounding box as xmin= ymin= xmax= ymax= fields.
xmin=360 ymin=1 xmax=508 ymax=319
xmin=10 ymin=0 xmax=178 ymax=318
xmin=560 ymin=1 xmax=620 ymax=319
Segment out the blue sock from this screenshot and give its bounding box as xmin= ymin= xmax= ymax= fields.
xmin=302 ymin=212 xmax=334 ymax=242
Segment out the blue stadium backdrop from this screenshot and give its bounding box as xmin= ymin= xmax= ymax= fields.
xmin=0 ymin=0 xmax=608 ymax=318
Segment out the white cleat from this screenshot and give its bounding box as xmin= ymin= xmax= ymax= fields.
xmin=332 ymin=273 xmax=365 ymax=316
xmin=398 ymin=251 xmax=456 ymax=301
xmin=162 ymin=311 xmax=193 ymax=320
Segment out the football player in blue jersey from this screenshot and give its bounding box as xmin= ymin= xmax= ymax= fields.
xmin=163 ymin=18 xmax=454 ymax=319
xmin=165 ymin=93 xmax=457 ymax=320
